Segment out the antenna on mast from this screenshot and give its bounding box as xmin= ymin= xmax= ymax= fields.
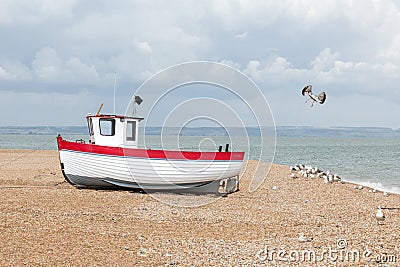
xmin=113 ymin=72 xmax=117 ymax=114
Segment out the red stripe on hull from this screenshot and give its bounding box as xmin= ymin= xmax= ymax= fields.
xmin=57 ymin=136 xmax=244 ymax=161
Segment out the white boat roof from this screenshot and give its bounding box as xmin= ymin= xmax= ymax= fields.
xmin=86 ymin=114 xmax=144 ymax=121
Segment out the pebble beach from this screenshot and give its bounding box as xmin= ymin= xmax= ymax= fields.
xmin=0 ymin=149 xmax=399 ymax=266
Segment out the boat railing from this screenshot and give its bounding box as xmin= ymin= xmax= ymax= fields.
xmin=134 ymin=145 xmax=232 ymax=152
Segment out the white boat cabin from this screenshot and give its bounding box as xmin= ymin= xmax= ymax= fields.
xmin=86 ymin=114 xmax=143 ymax=148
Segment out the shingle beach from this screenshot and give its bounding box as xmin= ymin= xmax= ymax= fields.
xmin=1 ymin=149 xmax=399 ymax=266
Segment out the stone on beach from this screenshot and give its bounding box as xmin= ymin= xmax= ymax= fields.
xmin=297 ymin=233 xmax=313 ymax=243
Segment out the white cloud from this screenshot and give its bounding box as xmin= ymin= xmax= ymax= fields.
xmin=209 ymin=0 xmax=345 ymax=30
xmin=0 ymin=66 xmax=8 ymax=79
xmin=219 ymin=60 xmax=242 ymax=70
xmin=243 ymin=57 xmax=309 ymax=87
xmin=378 ymin=34 xmax=400 ymax=62
xmin=1 ymin=61 xmax=32 ymax=80
xmin=65 ymin=57 xmax=99 ymax=82
xmin=234 ymin=32 xmax=248 ymax=40
xmin=0 ymin=0 xmax=76 ymax=25
xmin=311 ymin=48 xmax=339 ymax=72
xmin=136 ymin=41 xmax=153 ymax=54
xmin=30 ymin=47 xmax=99 ymax=84
xmin=32 ymin=47 xmax=63 ymax=81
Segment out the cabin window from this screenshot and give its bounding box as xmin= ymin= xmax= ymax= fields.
xmin=87 ymin=118 xmax=94 ymax=136
xmin=126 ymin=121 xmax=136 ymax=141
xmin=99 ymin=118 xmax=115 ymax=136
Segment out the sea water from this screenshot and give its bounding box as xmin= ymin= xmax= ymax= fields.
xmin=0 ymin=134 xmax=399 ymax=194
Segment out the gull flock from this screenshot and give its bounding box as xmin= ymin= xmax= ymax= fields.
xmin=290 ymin=164 xmax=342 ymax=184
xmin=289 ymin=164 xmax=390 ymax=196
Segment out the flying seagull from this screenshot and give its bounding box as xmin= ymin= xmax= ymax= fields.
xmin=302 ymin=85 xmax=326 ymax=107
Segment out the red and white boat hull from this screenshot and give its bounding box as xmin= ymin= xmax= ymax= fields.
xmin=57 ymin=136 xmax=244 ymax=192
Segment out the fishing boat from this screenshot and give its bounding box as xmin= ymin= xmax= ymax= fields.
xmin=57 ymin=103 xmax=245 ymax=194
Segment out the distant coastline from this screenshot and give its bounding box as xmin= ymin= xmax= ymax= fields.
xmin=0 ymin=126 xmax=399 ymax=138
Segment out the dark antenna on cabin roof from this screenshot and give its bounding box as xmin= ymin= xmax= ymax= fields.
xmin=133 ymin=95 xmax=143 ymax=116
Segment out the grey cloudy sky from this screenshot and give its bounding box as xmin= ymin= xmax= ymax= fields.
xmin=1 ymin=0 xmax=400 ymax=128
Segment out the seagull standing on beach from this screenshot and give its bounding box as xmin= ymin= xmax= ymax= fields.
xmin=302 ymin=85 xmax=327 ymax=107
xmin=376 ymin=206 xmax=385 ymax=224
xmin=333 ymin=174 xmax=341 ymax=182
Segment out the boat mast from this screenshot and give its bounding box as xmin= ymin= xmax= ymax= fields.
xmin=113 ymin=72 xmax=117 ymax=114
xmin=133 ymin=96 xmax=136 ymax=116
